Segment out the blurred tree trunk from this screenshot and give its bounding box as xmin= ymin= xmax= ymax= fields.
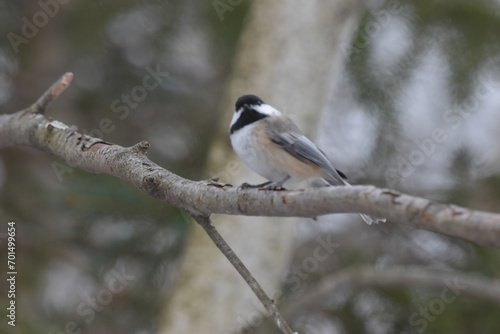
xmin=157 ymin=1 xmax=363 ymax=333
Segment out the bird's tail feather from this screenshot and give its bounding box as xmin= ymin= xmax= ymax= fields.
xmin=359 ymin=213 xmax=386 ymax=225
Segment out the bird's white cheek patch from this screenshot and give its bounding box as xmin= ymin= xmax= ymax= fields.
xmin=229 ymin=109 xmax=242 ymax=129
xmin=254 ymin=104 xmax=281 ymax=117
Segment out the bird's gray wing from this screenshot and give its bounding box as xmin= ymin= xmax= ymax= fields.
xmin=270 ymin=131 xmax=347 ymax=185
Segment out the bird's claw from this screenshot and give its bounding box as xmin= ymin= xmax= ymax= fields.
xmin=207 ymin=177 xmax=232 ymax=188
xmin=238 ymin=182 xmax=254 ymax=190
xmin=238 ymin=181 xmax=272 ymax=190
xmin=261 ymin=184 xmax=287 ymax=191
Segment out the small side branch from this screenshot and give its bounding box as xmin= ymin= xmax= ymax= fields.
xmin=286 ymin=265 xmax=500 ymax=317
xmin=28 ymin=72 xmax=73 ymax=114
xmin=193 ymin=215 xmax=297 ymax=334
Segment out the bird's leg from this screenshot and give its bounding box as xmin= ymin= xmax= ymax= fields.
xmin=261 ymin=175 xmax=290 ymax=191
xmin=238 ymin=181 xmax=272 ymax=189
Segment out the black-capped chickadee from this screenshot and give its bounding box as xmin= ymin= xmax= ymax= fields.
xmin=229 ymin=94 xmax=386 ymax=225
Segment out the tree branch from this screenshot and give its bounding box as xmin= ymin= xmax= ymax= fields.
xmin=2 ymin=74 xmax=500 ymax=334
xmin=1 ymin=78 xmax=499 ymax=247
xmin=286 ymin=265 xmax=500 ymax=317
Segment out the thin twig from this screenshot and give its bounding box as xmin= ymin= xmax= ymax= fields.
xmin=192 ymin=215 xmax=297 ymax=334
xmin=286 ymin=265 xmax=500 ymax=317
xmin=28 ymin=72 xmax=73 ymax=114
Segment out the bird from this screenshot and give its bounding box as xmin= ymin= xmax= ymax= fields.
xmin=229 ymin=94 xmax=386 ymax=225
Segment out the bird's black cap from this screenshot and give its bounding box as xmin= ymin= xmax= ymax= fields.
xmin=230 ymin=94 xmax=267 ymax=134
xmin=235 ymin=94 xmax=264 ymax=111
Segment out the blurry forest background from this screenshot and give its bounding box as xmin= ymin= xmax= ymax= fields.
xmin=1 ymin=0 xmax=500 ymax=333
